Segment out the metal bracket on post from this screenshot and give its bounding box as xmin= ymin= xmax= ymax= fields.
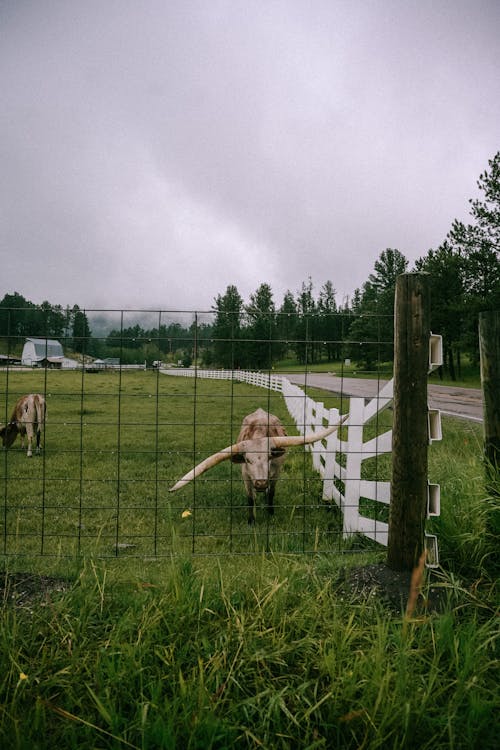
xmin=428 ymin=409 xmax=442 ymax=443
xmin=429 ymin=333 xmax=443 ymax=372
xmin=424 ymin=533 xmax=439 ymax=568
xmin=427 ymin=482 xmax=440 ymax=517
xmin=427 ymin=334 xmax=443 ymax=566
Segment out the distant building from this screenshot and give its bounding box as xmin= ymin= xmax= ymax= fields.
xmin=85 ymin=357 xmax=120 ymax=372
xmin=22 ymin=338 xmax=64 ymax=367
xmin=21 ymin=338 xmax=80 ymax=369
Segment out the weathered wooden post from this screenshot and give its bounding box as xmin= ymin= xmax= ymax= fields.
xmin=479 ymin=310 xmax=500 ymax=490
xmin=387 ymin=273 xmax=431 ymax=571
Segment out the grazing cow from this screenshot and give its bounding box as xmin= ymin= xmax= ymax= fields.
xmin=0 ymin=394 xmax=46 ymax=457
xmin=170 ymin=407 xmax=346 ymax=523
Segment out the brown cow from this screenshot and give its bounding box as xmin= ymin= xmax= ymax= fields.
xmin=0 ymin=394 xmax=46 ymax=457
xmin=170 ymin=407 xmax=346 ymax=523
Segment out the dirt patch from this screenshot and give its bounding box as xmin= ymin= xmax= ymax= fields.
xmin=1 ymin=564 xmax=449 ymax=616
xmin=1 ymin=572 xmax=70 ymax=611
xmin=339 ymin=562 xmax=448 ymax=614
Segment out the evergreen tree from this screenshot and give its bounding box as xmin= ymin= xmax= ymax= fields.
xmin=276 ymin=290 xmax=297 ymax=361
xmin=295 ymin=278 xmax=318 ymax=364
xmin=0 ymin=292 xmax=35 ymax=341
xmin=189 ymin=318 xmax=212 ymax=366
xmin=453 ymin=152 xmax=500 ymax=306
xmin=317 ymin=280 xmax=339 ymax=361
xmin=448 ymin=152 xmax=500 ymax=365
xmin=417 ymin=152 xmax=500 ymax=373
xmin=40 ymin=301 xmax=66 ymax=337
xmin=368 ymin=248 xmax=409 ymax=301
xmin=415 ymin=242 xmax=464 ymax=379
xmin=348 ymin=249 xmax=408 ymax=368
xmin=212 ymin=285 xmax=244 ymax=368
xmin=244 ymin=283 xmax=277 ymax=369
xmin=72 ymin=306 xmax=92 ymax=354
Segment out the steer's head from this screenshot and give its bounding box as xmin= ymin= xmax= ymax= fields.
xmin=230 ymin=437 xmax=286 ymax=491
xmin=169 ymin=412 xmax=348 ymax=495
xmin=0 ymin=422 xmax=18 ymax=448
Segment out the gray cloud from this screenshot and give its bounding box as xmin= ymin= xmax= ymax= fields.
xmin=1 ymin=0 xmax=499 ymax=310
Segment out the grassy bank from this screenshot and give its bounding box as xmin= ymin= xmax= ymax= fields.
xmin=1 ymin=552 xmax=498 ymax=749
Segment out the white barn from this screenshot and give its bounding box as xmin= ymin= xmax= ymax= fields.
xmin=22 ymin=338 xmax=65 ymax=367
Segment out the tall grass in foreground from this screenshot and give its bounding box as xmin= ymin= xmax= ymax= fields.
xmin=0 ymin=554 xmax=498 ymax=749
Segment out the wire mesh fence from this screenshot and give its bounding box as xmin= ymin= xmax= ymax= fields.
xmin=0 ymin=307 xmax=394 ymax=558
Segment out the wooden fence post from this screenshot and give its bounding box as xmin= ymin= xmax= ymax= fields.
xmin=387 ymin=273 xmax=431 ymax=571
xmin=479 ymin=310 xmax=500 ymax=488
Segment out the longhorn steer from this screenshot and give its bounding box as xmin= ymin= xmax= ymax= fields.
xmin=0 ymin=394 xmax=46 ymax=457
xmin=170 ymin=407 xmax=346 ymax=523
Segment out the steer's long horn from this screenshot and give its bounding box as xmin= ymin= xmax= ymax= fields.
xmin=272 ymin=413 xmax=349 ymax=448
xmin=169 ymin=442 xmax=245 ymax=492
xmin=169 ymin=413 xmax=348 ymax=492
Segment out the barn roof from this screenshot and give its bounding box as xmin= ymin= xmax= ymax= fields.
xmin=24 ymin=338 xmax=64 ymax=359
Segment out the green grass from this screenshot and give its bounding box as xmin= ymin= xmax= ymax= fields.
xmin=0 ymin=554 xmax=497 ymax=749
xmin=1 ymin=370 xmax=355 ymax=559
xmin=427 ymin=416 xmax=499 ymax=575
xmin=0 ymin=370 xmax=490 ymax=565
xmin=0 ymin=369 xmax=498 ymax=748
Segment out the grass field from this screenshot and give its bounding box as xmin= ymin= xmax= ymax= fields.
xmin=0 ymin=368 xmax=491 ymax=568
xmin=0 ymin=368 xmax=498 ymax=748
xmin=1 ymin=369 xmax=370 ymax=560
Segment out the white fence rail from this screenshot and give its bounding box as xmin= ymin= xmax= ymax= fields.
xmin=165 ymin=368 xmax=396 ymax=545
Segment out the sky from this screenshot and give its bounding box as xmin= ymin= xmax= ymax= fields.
xmin=1 ymin=0 xmax=499 ymax=314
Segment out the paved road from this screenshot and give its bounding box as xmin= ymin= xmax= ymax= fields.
xmin=281 ymin=373 xmax=483 ymax=423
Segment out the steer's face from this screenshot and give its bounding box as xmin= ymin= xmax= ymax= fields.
xmin=0 ymin=423 xmax=18 ymax=448
xmin=231 ymin=437 xmax=286 ymax=491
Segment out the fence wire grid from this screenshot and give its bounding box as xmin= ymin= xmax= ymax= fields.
xmin=0 ymin=307 xmax=394 ymax=558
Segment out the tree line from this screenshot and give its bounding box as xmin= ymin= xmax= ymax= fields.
xmin=1 ymin=152 xmax=498 ymax=377
xmin=0 ymin=298 xmax=92 ymax=354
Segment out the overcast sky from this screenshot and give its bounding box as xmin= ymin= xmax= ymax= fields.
xmin=1 ymin=0 xmax=499 ymax=313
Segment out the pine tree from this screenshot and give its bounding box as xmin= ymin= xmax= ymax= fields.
xmin=212 ymin=285 xmax=244 ymax=368
xmin=245 ymin=283 xmax=276 ymax=369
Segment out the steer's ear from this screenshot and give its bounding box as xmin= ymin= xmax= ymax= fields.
xmin=271 ymin=447 xmax=286 ymax=458
xmin=230 ymin=452 xmax=246 ymax=464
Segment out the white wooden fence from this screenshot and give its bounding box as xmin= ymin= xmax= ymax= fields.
xmin=164 ymin=368 xmax=396 ymax=545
